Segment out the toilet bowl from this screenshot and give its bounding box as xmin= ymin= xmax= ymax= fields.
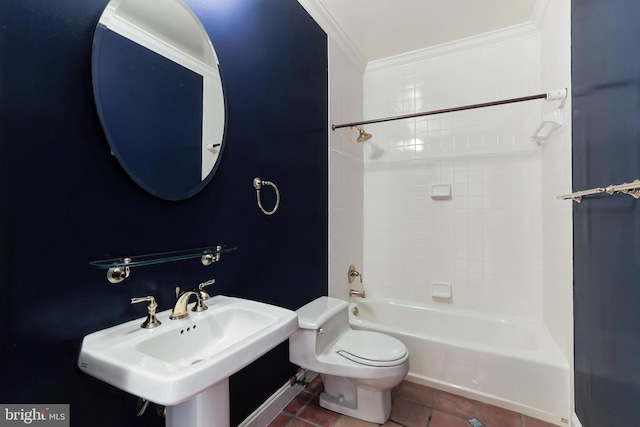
xmin=289 ymin=296 xmax=409 ymax=423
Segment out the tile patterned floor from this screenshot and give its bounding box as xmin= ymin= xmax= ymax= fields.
xmin=268 ymin=376 xmax=558 ymax=427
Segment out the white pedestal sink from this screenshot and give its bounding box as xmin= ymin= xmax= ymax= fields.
xmin=165 ymin=379 xmax=228 ymax=427
xmin=78 ymin=296 xmax=298 ymax=427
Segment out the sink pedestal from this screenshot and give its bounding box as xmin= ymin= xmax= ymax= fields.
xmin=166 ymin=379 xmax=229 ymax=427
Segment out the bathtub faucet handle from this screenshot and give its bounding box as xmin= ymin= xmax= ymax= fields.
xmin=348 ymin=264 xmax=362 ymax=283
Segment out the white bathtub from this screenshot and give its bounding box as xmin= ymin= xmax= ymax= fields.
xmin=349 ymin=299 xmax=570 ymax=426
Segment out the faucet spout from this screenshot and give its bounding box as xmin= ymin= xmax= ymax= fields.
xmin=349 ymin=289 xmax=366 ymax=298
xmin=170 ymin=290 xmax=205 ymax=320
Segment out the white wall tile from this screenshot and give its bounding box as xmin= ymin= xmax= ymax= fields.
xmin=362 ymin=31 xmax=550 ymax=320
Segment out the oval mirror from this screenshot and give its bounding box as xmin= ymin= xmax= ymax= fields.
xmin=92 ymin=0 xmax=225 ymax=200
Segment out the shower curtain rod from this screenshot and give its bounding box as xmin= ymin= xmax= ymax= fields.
xmin=331 ymin=89 xmax=567 ymax=130
xmin=557 ymin=179 xmax=640 ymax=203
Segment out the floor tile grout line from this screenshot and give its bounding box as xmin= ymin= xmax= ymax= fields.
xmin=425 ymin=388 xmax=437 ymax=427
xmin=275 ymin=379 xmax=547 ymax=427
xmin=283 ymin=413 xmax=324 ymax=427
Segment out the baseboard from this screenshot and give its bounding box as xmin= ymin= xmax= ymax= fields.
xmin=572 ymin=413 xmax=583 ymax=427
xmin=238 ymin=370 xmax=318 ymax=427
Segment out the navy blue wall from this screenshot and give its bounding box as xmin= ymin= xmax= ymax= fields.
xmin=572 ymin=1 xmax=640 ymax=425
xmin=0 ymin=1 xmax=327 ymax=425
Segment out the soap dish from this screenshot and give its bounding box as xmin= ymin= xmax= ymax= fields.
xmin=430 ymin=184 xmax=452 ymax=200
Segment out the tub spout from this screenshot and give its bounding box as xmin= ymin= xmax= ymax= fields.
xmin=349 ymin=289 xmax=366 ymax=298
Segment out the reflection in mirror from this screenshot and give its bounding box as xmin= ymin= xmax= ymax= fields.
xmin=92 ymin=0 xmax=225 ymax=200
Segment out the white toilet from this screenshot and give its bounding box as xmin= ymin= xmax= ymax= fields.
xmin=289 ymin=296 xmax=409 ymax=423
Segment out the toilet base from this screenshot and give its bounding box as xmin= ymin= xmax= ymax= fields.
xmin=319 ymin=375 xmax=392 ymax=424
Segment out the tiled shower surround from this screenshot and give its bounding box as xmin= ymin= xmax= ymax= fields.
xmin=358 ymin=21 xmax=568 ymax=323
xmin=363 ymin=32 xmax=541 ymax=162
xmin=363 ymin=152 xmax=543 ymax=319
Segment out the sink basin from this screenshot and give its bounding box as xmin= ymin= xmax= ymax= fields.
xmin=78 ymin=295 xmax=297 ymax=423
xmin=135 ymin=307 xmax=278 ymax=368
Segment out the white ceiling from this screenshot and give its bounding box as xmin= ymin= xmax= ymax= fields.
xmin=318 ymin=0 xmax=539 ymax=62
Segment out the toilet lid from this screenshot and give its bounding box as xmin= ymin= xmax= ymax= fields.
xmin=335 ymin=330 xmax=407 ymax=367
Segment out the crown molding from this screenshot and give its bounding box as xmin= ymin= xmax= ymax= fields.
xmin=531 ymin=0 xmax=551 ymax=30
xmin=296 ymin=0 xmax=367 ymax=72
xmin=366 ymin=22 xmax=539 ymax=73
xmin=297 ymin=0 xmax=551 ymax=76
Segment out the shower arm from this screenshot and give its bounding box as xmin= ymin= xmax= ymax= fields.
xmin=331 ymin=89 xmax=567 ymax=130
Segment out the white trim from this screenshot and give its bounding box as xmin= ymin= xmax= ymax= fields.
xmin=238 ymin=371 xmax=318 ymax=427
xmin=296 ymin=0 xmax=367 ymax=72
xmin=366 ymin=22 xmax=539 ymax=73
xmin=327 ymin=33 xmax=333 ymax=310
xmin=571 ymin=413 xmax=583 ymax=427
xmin=531 ymin=0 xmax=552 ymax=30
xmin=297 ymin=0 xmax=552 ymax=74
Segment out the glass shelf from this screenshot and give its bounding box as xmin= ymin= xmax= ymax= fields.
xmin=89 ymin=245 xmax=237 ymax=283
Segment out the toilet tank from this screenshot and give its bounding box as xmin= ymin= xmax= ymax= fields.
xmin=289 ymin=297 xmax=350 ymax=368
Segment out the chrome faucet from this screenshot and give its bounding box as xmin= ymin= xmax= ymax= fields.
xmin=170 ymin=290 xmax=206 ymax=320
xmin=349 ymin=289 xmax=366 ymax=298
xmin=169 ymin=279 xmax=215 ymax=320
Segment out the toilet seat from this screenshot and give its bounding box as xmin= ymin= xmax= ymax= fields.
xmin=334 ymin=330 xmax=407 ymax=367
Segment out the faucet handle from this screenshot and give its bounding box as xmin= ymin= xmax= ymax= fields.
xmin=193 ymin=279 xmax=215 ymax=312
xmin=131 ymin=295 xmax=157 ymax=306
xmin=348 ymin=264 xmax=363 ymax=284
xmin=131 ymin=295 xmax=162 ymax=329
xmin=198 ymin=279 xmax=215 ymax=300
xmin=199 ymin=278 xmax=215 ymax=290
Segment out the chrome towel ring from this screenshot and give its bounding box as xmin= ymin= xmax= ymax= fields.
xmin=253 ymin=177 xmax=280 ymax=215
